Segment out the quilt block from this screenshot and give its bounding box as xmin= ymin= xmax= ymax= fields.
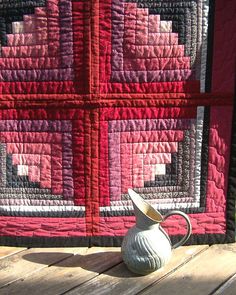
xmin=96 ymin=103 xmax=234 ymax=244
xmin=0 ymin=108 xmax=88 ymax=241
xmin=0 ymin=0 xmax=88 ymax=95
xmin=99 ymin=0 xmax=211 ymax=93
xmin=0 ymin=0 xmax=235 ymax=247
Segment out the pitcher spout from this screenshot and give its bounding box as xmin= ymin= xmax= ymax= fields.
xmin=128 ymin=189 xmax=163 ymax=229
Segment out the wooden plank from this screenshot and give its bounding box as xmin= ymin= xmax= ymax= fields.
xmin=140 ymin=244 xmax=236 ymax=295
xmin=0 ymin=247 xmax=122 ymax=295
xmin=0 ymin=247 xmax=26 ymax=260
xmin=218 ymin=243 xmax=236 ymax=254
xmin=0 ymin=247 xmax=87 ymax=289
xmin=213 ymin=274 xmax=236 ymax=295
xmin=64 ymin=245 xmax=208 ymax=295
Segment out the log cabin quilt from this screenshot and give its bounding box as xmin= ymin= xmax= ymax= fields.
xmin=0 ymin=0 xmax=235 ymax=247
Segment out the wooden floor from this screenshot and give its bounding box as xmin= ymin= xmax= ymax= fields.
xmin=0 ymin=244 xmax=236 ymax=295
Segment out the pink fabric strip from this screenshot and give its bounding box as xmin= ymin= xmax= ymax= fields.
xmin=6 ymin=143 xmax=51 ymax=155
xmin=108 ymin=132 xmax=121 ymax=200
xmin=51 ymin=143 xmax=63 ymax=195
xmin=0 ymin=57 xmax=59 ymax=70
xmin=124 ymin=45 xmax=185 ymax=58
xmin=133 ymin=142 xmax=178 ymax=154
xmin=0 ymin=132 xmax=62 ymax=143
xmin=132 ymin=154 xmax=144 ymax=187
xmin=143 ymin=165 xmax=157 ymax=182
xmin=1 ymin=44 xmax=60 ymax=58
xmin=148 ymin=33 xmax=178 ymax=45
xmin=28 ymin=165 xmax=41 ymax=183
xmin=148 ymin=15 xmax=160 ymax=33
xmin=136 ymin=8 xmax=149 ymax=45
xmin=124 ymin=57 xmax=191 ymax=71
xmin=124 ymin=3 xmax=137 ymax=45
xmin=23 ymin=15 xmax=36 ymax=33
xmin=40 ymin=155 xmax=51 ymax=189
xmin=120 ymin=130 xmax=184 ymax=143
xmin=143 ymin=153 xmax=172 ymax=165
xmin=121 ymin=143 xmax=133 ymax=194
xmin=12 ymin=154 xmax=41 ymax=166
xmin=7 ymin=33 xmax=47 ymax=46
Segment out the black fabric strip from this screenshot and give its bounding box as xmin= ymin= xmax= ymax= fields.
xmin=0 ymin=211 xmax=86 ymax=218
xmin=225 ymin=83 xmax=236 ymax=242
xmin=0 ymin=233 xmax=233 ymax=248
xmin=205 ymin=0 xmax=215 ymax=93
xmin=200 ymin=106 xmax=210 ymax=208
xmin=0 ymin=1 xmax=46 ymax=46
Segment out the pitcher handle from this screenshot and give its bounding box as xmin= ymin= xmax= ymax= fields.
xmin=163 ymin=210 xmax=192 ymax=249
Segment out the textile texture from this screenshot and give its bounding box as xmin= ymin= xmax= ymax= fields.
xmin=0 ymin=0 xmax=235 ymax=247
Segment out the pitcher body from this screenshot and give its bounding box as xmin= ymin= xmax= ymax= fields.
xmin=121 ymin=224 xmax=172 ymax=275
xmin=121 ymin=189 xmax=192 ymax=275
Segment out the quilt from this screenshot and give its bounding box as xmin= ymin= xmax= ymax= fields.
xmin=0 ymin=0 xmax=235 ymax=247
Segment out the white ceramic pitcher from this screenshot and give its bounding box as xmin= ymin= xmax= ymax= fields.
xmin=121 ymin=189 xmax=192 ymax=275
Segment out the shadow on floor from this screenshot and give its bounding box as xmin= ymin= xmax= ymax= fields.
xmin=22 ymin=251 xmax=139 ymax=278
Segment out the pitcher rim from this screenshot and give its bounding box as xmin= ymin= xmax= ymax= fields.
xmin=128 ymin=188 xmax=163 ymax=223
